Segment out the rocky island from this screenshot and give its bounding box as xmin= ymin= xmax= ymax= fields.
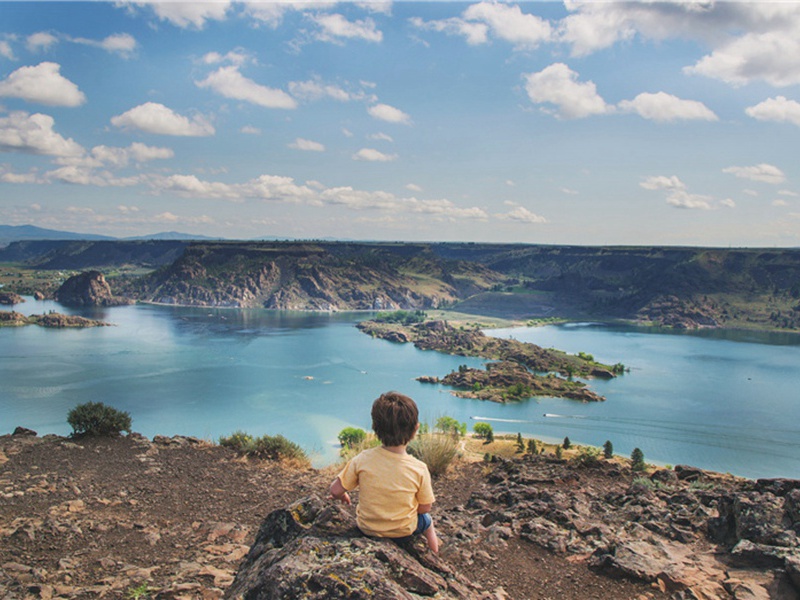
xmin=358 ymin=318 xmax=621 ymax=402
xmin=0 ymin=311 xmax=110 ymax=328
xmin=0 ymin=291 xmax=24 ymax=305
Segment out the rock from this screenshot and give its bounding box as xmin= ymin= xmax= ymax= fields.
xmin=54 ymin=271 xmax=130 ymax=307
xmin=0 ymin=291 xmax=24 ymax=305
xmin=224 ymin=495 xmax=476 ymax=599
xmin=730 ymin=540 xmax=797 ymax=568
xmin=12 ymin=427 xmax=37 ymax=437
xmin=674 ymin=466 xmax=704 ymax=482
xmin=33 ymin=291 xmax=45 ymax=300
xmin=786 ymin=554 xmax=800 ymax=589
xmin=734 ymin=492 xmax=794 ymax=547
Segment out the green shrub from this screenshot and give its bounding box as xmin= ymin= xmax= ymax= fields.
xmin=473 ymin=422 xmax=493 ymax=439
xmin=527 ymin=439 xmax=537 ymax=455
xmin=67 ymin=402 xmax=131 ymax=437
xmin=436 ymin=416 xmax=466 ymax=437
xmin=219 ymin=430 xmax=253 ymax=453
xmin=337 ymin=427 xmax=366 ymax=448
xmin=603 ymin=440 xmax=614 ymax=459
xmin=250 ymin=434 xmax=307 ymax=462
xmin=339 ymin=433 xmax=381 ymax=461
xmin=408 ymin=433 xmax=458 ymax=477
xmin=631 ymin=447 xmax=646 ymax=472
xmin=562 ymin=436 xmax=571 ymax=450
xmin=515 ymin=432 xmax=525 ymax=453
xmin=555 ymin=445 xmax=563 ymax=459
xmin=574 ymin=446 xmax=601 ymax=466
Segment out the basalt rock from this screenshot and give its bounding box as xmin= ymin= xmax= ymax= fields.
xmin=225 ymin=495 xmax=481 ymax=599
xmin=0 ymin=291 xmax=24 ymax=305
xmin=55 ymin=271 xmax=131 ymax=307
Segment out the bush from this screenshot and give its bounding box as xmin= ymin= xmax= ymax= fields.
xmin=408 ymin=433 xmax=458 ymax=477
xmin=219 ymin=430 xmax=254 ymax=453
xmin=67 ymin=402 xmax=131 ymax=437
xmin=603 ymin=440 xmax=614 ymax=459
xmin=574 ymin=446 xmax=602 ymax=466
xmin=527 ymin=439 xmax=537 ymax=455
xmin=436 ymin=416 xmax=466 ymax=437
xmin=473 ymin=422 xmax=493 ymax=439
xmin=631 ymin=447 xmax=646 ymax=472
xmin=555 ymin=445 xmax=563 ymax=459
xmin=337 ymin=427 xmax=366 ymax=448
xmin=515 ymin=432 xmax=525 ymax=453
xmin=340 ymin=433 xmax=381 ymax=461
xmin=562 ymin=436 xmax=571 ymax=450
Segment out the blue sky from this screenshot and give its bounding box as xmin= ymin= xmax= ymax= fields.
xmin=1 ymin=1 xmax=799 ymax=246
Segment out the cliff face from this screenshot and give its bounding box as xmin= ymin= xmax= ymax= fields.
xmin=126 ymin=242 xmax=505 ymax=310
xmin=55 ymin=271 xmax=132 ymax=307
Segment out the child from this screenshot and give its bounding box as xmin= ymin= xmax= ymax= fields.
xmin=330 ymin=391 xmax=440 ymax=553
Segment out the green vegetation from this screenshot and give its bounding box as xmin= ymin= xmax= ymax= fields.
xmin=408 ymin=433 xmax=459 ymax=477
xmin=337 ymin=427 xmax=366 ymax=448
xmin=515 ymin=432 xmax=525 ymax=453
xmin=562 ymin=436 xmax=571 ymax=450
xmin=555 ymin=445 xmax=563 ymax=459
xmin=631 ymin=447 xmax=646 ymax=472
xmin=435 ymin=416 xmax=467 ymax=437
xmin=527 ymin=439 xmax=537 ymax=455
xmin=575 ymin=445 xmax=602 ymax=466
xmin=603 ymin=440 xmax=614 ymax=459
xmin=219 ymin=431 xmax=308 ymax=464
xmin=67 ymin=402 xmax=131 ymax=437
xmin=473 ymin=422 xmax=493 ymax=440
xmin=125 ymin=583 xmax=153 ymax=600
xmin=374 ymin=310 xmax=427 ymax=325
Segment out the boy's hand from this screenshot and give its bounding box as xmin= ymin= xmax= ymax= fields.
xmin=333 ymin=491 xmax=351 ymax=505
xmin=329 ymin=478 xmax=351 ymax=505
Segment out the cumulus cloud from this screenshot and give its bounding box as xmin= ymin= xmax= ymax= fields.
xmin=289 ymin=138 xmax=325 ymax=152
xmin=496 ymin=203 xmax=547 ymax=224
xmin=201 ymin=50 xmax=249 ymax=67
xmin=722 ymin=164 xmax=785 ymax=185
xmin=411 ymin=2 xmax=551 ymax=48
xmin=288 ymin=78 xmax=361 ymax=103
xmin=240 ymin=125 xmax=261 ymax=135
xmin=0 ymin=41 xmax=14 ymax=60
xmin=746 ymin=96 xmax=800 ymax=127
xmin=640 ymin=175 xmax=686 ymax=191
xmin=353 ymin=148 xmax=397 ymax=162
xmin=773 ymin=199 xmax=789 ymax=207
xmin=523 ymin=63 xmax=609 ymax=119
xmin=641 ymin=174 xmax=714 ymax=209
xmin=196 ymin=66 xmax=297 ymax=109
xmin=27 ymin=32 xmax=58 ymax=52
xmin=368 ymin=132 xmax=393 ymax=142
xmin=90 ymin=142 xmax=174 ymax=167
xmin=367 ymin=103 xmax=411 ymax=124
xmin=406 ymin=183 xmax=422 ymax=192
xmin=618 ymin=92 xmax=718 ymax=122
xmin=0 ymin=111 xmax=84 ymax=157
xmin=46 ymin=165 xmax=141 ymax=187
xmin=0 ymin=62 xmax=86 ymax=107
xmin=111 ymin=102 xmax=215 ymax=137
xmin=720 ymin=198 xmax=736 ymax=208
xmin=136 ymin=0 xmax=232 ymax=29
xmin=311 ymin=13 xmax=383 ymax=43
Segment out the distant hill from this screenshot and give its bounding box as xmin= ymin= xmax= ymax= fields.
xmin=0 ymin=225 xmax=114 ymax=246
xmin=122 ymin=231 xmax=219 ymax=241
xmin=0 ymin=240 xmax=190 ymax=270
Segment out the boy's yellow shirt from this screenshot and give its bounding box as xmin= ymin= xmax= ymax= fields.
xmin=337 ymin=446 xmax=435 ymax=538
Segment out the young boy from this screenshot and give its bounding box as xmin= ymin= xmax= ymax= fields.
xmin=330 ymin=391 xmax=440 ymax=553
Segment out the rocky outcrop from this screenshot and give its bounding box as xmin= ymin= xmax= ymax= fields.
xmin=55 ymin=271 xmax=131 ymax=307
xmin=637 ymin=294 xmax=721 ymax=329
xmin=225 ymin=495 xmax=481 ymax=599
xmin=0 ymin=310 xmax=109 ymax=328
xmin=0 ymin=291 xmax=24 ymax=305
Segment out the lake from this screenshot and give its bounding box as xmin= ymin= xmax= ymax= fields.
xmin=2 ymin=298 xmax=799 ymax=479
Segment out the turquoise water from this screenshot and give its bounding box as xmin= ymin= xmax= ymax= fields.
xmin=2 ymin=299 xmax=799 ymax=478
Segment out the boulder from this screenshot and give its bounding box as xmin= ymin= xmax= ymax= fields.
xmin=54 ymin=271 xmax=130 ymax=307
xmin=0 ymin=291 xmax=24 ymax=305
xmin=224 ymin=495 xmax=479 ymax=600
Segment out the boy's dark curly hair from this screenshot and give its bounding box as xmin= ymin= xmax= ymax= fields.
xmin=371 ymin=391 xmax=419 ymax=446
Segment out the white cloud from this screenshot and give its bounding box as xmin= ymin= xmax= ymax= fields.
xmin=523 ymin=63 xmax=609 ymax=119
xmin=746 ymin=96 xmax=800 ymax=127
xmin=1 ymin=171 xmax=39 ymax=184
xmin=779 ymin=190 xmax=799 ymax=197
xmin=496 ymin=204 xmax=547 ymax=224
xmin=406 ymin=183 xmax=422 ymax=192
xmin=240 ymin=125 xmax=261 ymax=135
xmin=409 ymin=16 xmax=488 ymax=46
xmin=0 ymin=41 xmax=14 ymax=60
xmin=288 ymin=78 xmax=357 ymax=102
xmin=70 ymin=33 xmax=137 ymax=57
xmin=640 ymin=175 xmax=685 ymax=191
xmin=357 ymin=1 xmax=392 ymax=16
xmin=353 ymin=148 xmax=397 ymax=162
xmin=90 ymin=142 xmax=174 ymax=167
xmin=201 ymin=50 xmax=249 ymax=67
xmin=140 ymin=1 xmax=232 ymax=29
xmin=311 ymin=13 xmax=383 ymax=43
xmin=196 ymin=66 xmax=297 ymax=109
xmin=462 ymin=2 xmax=552 ymax=48
xmin=720 ymin=198 xmax=736 ymax=208
xmin=27 ymin=32 xmax=58 ymax=52
xmin=722 ymin=164 xmax=785 ymax=185
xmin=111 ymin=102 xmax=215 ymax=137
xmin=0 ymin=62 xmax=86 ymax=107
xmin=342 ymin=128 xmax=354 ymax=137
xmin=289 ymin=138 xmax=325 ymax=152
xmin=368 ymin=132 xmax=393 ymax=142
xmin=46 ymin=165 xmax=141 ymax=187
xmin=0 ymin=111 xmax=84 ymax=157
xmin=367 ymin=103 xmax=411 ymax=124
xmin=665 ymin=191 xmax=712 ymax=210
xmin=560 ymin=187 xmax=578 ymax=195
xmin=618 ymin=92 xmax=718 ymax=123
xmin=773 ymin=199 xmax=790 ymax=207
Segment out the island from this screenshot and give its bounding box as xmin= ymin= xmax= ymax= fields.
xmin=0 ymin=311 xmax=111 ymax=328
xmin=357 ymin=316 xmax=624 ymax=403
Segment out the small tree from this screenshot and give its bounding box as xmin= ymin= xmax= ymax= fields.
xmin=527 ymin=439 xmax=537 ymax=455
xmin=485 ymin=428 xmax=494 ymax=444
xmin=67 ymin=402 xmax=131 ymax=437
xmin=555 ymin=445 xmax=563 ymax=459
xmin=562 ymin=436 xmax=571 ymax=450
xmin=337 ymin=427 xmax=366 ymax=448
xmin=515 ymin=432 xmax=525 ymax=453
xmin=436 ymin=416 xmax=466 ymax=437
xmin=631 ymin=447 xmax=646 ymax=472
xmin=603 ymin=440 xmax=614 ymax=459
xmin=473 ymin=422 xmax=493 ymax=439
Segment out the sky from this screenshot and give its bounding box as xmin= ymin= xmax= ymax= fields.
xmin=1 ymin=1 xmax=800 ymax=246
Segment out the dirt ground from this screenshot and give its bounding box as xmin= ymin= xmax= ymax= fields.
xmin=0 ymin=432 xmax=655 ymax=600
